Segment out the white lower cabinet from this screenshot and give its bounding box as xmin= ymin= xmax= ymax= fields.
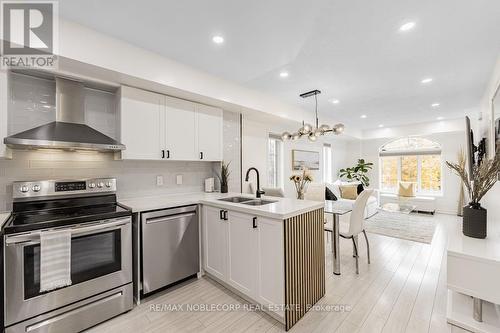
xmin=202 ymin=205 xmax=284 ymax=319
xmin=202 ymin=206 xmax=227 ymax=281
xmin=227 ymin=211 xmax=259 ymax=297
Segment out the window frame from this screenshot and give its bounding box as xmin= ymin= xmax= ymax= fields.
xmin=379 ymin=136 xmax=443 ymax=196
xmin=379 ymin=154 xmax=443 ymax=196
xmin=323 ymin=143 xmax=332 ymax=183
xmin=267 ymin=134 xmax=284 ymax=189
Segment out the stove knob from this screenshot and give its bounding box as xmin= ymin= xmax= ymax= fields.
xmin=32 ymin=184 xmax=41 ymax=192
xmin=20 ymin=185 xmax=29 ymax=193
xmin=89 ymin=182 xmax=96 ymax=189
xmin=105 ymin=182 xmax=112 ymax=188
xmin=97 ymin=182 xmax=104 ymax=188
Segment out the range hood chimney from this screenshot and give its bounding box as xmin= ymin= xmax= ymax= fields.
xmin=4 ymin=77 xmax=125 ymax=152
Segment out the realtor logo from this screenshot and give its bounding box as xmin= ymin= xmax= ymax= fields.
xmin=1 ymin=1 xmax=58 ymax=69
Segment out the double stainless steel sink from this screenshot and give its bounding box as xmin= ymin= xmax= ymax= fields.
xmin=217 ymin=196 xmax=276 ymax=206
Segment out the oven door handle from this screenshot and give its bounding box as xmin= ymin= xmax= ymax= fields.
xmin=5 ymin=217 xmax=131 ymax=246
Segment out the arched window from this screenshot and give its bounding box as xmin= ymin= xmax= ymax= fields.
xmin=379 ymin=137 xmax=442 ymax=194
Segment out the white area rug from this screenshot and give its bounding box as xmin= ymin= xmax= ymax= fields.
xmin=365 ymin=211 xmax=437 ymax=244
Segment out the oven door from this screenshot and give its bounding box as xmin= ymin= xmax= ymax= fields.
xmin=4 ymin=217 xmax=132 ymax=327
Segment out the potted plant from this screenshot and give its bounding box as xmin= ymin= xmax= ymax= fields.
xmin=446 ymin=154 xmax=500 ymax=238
xmin=216 ymin=161 xmax=231 ymax=193
xmin=339 ymin=159 xmax=373 ymax=187
xmin=289 ymin=167 xmax=313 ymax=199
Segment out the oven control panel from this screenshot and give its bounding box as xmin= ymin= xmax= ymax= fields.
xmin=13 ymin=178 xmax=117 ymax=199
xmin=55 ymin=181 xmax=87 ymax=192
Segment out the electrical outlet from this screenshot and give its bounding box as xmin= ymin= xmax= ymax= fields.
xmin=156 ymin=175 xmax=164 ymax=186
xmin=176 ymin=174 xmax=183 ymax=185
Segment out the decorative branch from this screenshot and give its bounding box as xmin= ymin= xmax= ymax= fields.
xmin=446 ymin=153 xmax=500 ymax=206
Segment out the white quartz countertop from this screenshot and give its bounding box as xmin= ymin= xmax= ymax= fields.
xmin=119 ymin=192 xmax=323 ymax=219
xmin=119 ymin=192 xmax=227 ymax=213
xmin=199 ymin=194 xmax=323 ymax=219
xmin=0 ymin=212 xmax=12 ymax=229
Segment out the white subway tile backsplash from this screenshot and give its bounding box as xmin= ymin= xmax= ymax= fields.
xmin=8 ymin=73 xmax=56 ymax=135
xmin=0 ymin=150 xmax=217 ymax=211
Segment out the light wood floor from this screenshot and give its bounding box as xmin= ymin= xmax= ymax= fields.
xmin=87 ymin=214 xmax=471 ymax=333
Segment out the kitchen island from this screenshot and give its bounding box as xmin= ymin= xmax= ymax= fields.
xmin=200 ymin=194 xmax=325 ymax=330
xmin=120 ymin=192 xmax=325 ymax=331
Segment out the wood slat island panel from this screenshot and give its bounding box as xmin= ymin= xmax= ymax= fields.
xmin=284 ymin=207 xmax=325 ymax=330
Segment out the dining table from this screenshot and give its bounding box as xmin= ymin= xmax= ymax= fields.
xmin=324 ymin=200 xmax=352 ymax=275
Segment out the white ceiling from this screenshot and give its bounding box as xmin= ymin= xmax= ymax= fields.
xmin=59 ymin=0 xmax=500 ymax=130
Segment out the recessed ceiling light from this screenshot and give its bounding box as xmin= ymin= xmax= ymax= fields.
xmin=399 ymin=22 xmax=416 ymax=32
xmin=436 ymin=116 xmax=444 ymax=120
xmin=431 ymin=103 xmax=440 ymax=107
xmin=279 ymin=71 xmax=289 ymax=78
xmin=378 ymin=124 xmax=384 ymax=128
xmin=330 ymin=99 xmax=340 ymax=104
xmin=421 ymin=78 xmax=433 ymax=84
xmin=212 ymin=35 xmax=224 ymax=44
xmin=361 ymin=115 xmax=367 ymax=119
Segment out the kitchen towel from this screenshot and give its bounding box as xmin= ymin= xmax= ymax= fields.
xmin=40 ymin=229 xmax=72 ymax=292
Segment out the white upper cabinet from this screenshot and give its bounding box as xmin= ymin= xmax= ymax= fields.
xmin=165 ymin=96 xmax=197 ymax=161
xmin=120 ymin=86 xmax=223 ymax=161
xmin=196 ymin=104 xmax=223 ymax=161
xmin=120 ymin=86 xmax=164 ymax=160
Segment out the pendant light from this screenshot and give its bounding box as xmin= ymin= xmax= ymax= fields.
xmin=281 ymin=90 xmax=345 ymax=142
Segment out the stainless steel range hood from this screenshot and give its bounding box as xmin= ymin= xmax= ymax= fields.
xmin=4 ymin=77 xmax=125 ymax=152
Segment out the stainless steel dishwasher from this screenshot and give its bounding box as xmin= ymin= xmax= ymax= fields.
xmin=141 ymin=205 xmax=199 ymax=294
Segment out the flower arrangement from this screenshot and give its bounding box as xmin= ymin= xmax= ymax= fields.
xmin=289 ymin=168 xmax=313 ymax=199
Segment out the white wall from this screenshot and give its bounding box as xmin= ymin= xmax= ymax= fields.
xmin=479 ymin=56 xmax=500 ymax=224
xmin=241 ymin=115 xmax=356 ymax=198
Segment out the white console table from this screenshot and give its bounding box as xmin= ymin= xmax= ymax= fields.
xmin=447 ymin=220 xmax=500 ymax=332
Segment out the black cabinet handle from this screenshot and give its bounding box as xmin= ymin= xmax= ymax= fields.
xmin=253 ymin=217 xmax=257 ymax=228
xmin=223 ymin=210 xmax=228 ymax=221
xmin=161 ymin=150 xmax=165 ymax=159
xmin=200 ymin=152 xmax=203 ymax=160
xmin=166 ymin=150 xmax=170 ymax=159
xmin=220 ymin=210 xmax=224 ymax=220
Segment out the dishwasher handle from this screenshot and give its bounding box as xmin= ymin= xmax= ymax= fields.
xmin=145 ymin=212 xmax=196 ymax=224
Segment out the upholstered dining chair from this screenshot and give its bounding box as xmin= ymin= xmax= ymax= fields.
xmin=324 ymin=189 xmax=373 ymax=274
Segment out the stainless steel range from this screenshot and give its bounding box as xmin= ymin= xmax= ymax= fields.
xmin=2 ymin=178 xmax=133 ymax=333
